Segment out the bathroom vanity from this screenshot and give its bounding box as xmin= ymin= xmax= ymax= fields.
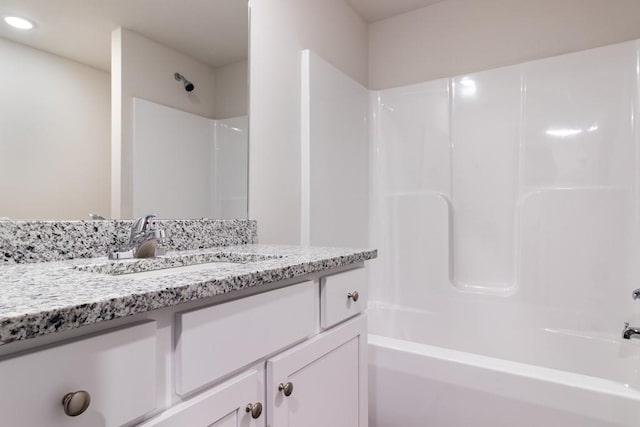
xmin=0 ymin=220 xmax=376 ymax=427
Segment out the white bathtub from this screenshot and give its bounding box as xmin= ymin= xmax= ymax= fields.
xmin=368 ymin=305 xmax=640 ymax=427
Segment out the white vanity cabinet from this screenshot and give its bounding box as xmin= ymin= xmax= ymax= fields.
xmin=266 ymin=316 xmax=367 ymax=427
xmin=0 ymin=264 xmax=368 ymax=427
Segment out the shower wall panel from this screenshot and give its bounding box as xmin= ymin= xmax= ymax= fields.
xmin=518 ymin=41 xmax=637 ymax=325
xmin=370 ymin=80 xmax=451 ymax=308
xmin=523 ymin=42 xmax=636 ymax=191
xmin=132 ymin=98 xmax=214 ymax=219
xmin=370 ymin=39 xmax=640 ymax=329
xmin=451 ymin=67 xmax=521 ymax=292
xmin=213 ymin=116 xmax=249 ymax=219
xmin=376 ymin=80 xmax=450 ymax=196
xmin=132 ymin=98 xmax=248 ymax=219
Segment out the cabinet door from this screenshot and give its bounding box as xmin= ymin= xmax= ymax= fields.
xmin=0 ymin=322 xmax=157 ymax=427
xmin=139 ymin=369 xmax=265 ymax=427
xmin=267 ymin=316 xmax=367 ymax=427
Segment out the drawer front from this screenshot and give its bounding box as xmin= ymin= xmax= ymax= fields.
xmin=0 ymin=321 xmax=157 ymax=427
xmin=140 ymin=369 xmax=264 ymax=427
xmin=321 ymin=267 xmax=367 ymax=329
xmin=176 ymin=281 xmax=316 ymax=395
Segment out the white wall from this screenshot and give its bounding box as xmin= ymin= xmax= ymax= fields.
xmin=0 ymin=38 xmax=110 ymax=220
xmin=368 ymin=0 xmax=640 ymax=89
xmin=301 ymin=50 xmax=369 ymax=248
xmin=214 ymin=60 xmax=248 ymax=119
xmin=248 ymin=0 xmax=368 ymax=244
xmin=112 ymin=28 xmax=217 ymax=219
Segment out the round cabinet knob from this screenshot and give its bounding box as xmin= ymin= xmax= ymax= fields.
xmin=278 ymin=382 xmax=294 ymax=396
xmin=62 ymin=391 xmax=91 ymax=417
xmin=347 ymin=291 xmax=360 ymax=302
xmin=245 ymin=402 xmax=263 ymax=419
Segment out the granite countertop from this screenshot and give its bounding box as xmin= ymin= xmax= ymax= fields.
xmin=0 ymin=244 xmax=377 ymax=346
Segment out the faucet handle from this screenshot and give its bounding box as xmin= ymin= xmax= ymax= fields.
xmin=132 ymin=214 xmax=158 ymax=233
xmin=633 ymin=289 xmax=640 ymax=300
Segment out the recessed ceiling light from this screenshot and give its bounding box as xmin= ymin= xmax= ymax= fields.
xmin=3 ymin=16 xmax=35 ymax=30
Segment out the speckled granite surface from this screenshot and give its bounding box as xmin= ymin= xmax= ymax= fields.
xmin=0 ymin=245 xmax=376 ymax=346
xmin=74 ymin=251 xmax=282 ymax=275
xmin=0 ymin=219 xmax=257 ymax=264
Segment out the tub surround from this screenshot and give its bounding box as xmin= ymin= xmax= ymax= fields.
xmin=0 ymin=244 xmax=376 ymax=345
xmin=0 ymin=219 xmax=258 ymax=264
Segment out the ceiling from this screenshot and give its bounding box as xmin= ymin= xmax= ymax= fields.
xmin=347 ymin=0 xmax=446 ymax=23
xmin=0 ymin=0 xmax=248 ymax=71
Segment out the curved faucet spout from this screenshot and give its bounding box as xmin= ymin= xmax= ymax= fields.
xmin=132 ymin=228 xmax=167 ymax=258
xmin=622 ymin=322 xmax=640 ymax=340
xmin=109 ymin=214 xmax=167 ymax=259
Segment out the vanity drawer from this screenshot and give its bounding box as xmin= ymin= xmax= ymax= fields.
xmin=321 ymin=267 xmax=367 ymax=329
xmin=175 ymin=281 xmax=316 ymax=395
xmin=0 ymin=321 xmax=157 ymax=427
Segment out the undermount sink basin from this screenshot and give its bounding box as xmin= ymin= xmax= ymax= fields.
xmin=74 ymin=251 xmax=281 ymax=276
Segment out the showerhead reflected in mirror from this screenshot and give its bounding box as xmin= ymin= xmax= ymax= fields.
xmin=174 ymin=73 xmax=195 ymax=92
xmin=0 ymin=0 xmax=249 ymax=220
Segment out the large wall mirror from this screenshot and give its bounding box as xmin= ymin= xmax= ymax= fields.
xmin=0 ymin=0 xmax=249 ymax=220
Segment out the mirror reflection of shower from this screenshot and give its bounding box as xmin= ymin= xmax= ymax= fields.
xmin=174 ymin=72 xmax=195 ymax=92
xmin=0 ymin=1 xmax=248 ymax=221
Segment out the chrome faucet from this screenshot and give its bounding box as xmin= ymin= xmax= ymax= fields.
xmin=622 ymin=290 xmax=640 ymax=339
xmin=109 ymin=214 xmax=167 ymax=259
xmin=623 ymin=322 xmax=640 ymax=340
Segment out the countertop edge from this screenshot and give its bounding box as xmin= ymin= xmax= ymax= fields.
xmin=0 ymin=247 xmax=377 ymax=346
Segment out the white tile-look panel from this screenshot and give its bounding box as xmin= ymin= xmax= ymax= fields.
xmin=304 ymin=50 xmax=369 ymax=247
xmin=213 ymin=116 xmax=249 ymax=219
xmin=451 ymin=67 xmax=521 ymax=291
xmin=376 ymin=79 xmax=450 ymax=196
xmin=523 ymin=41 xmax=637 ymax=190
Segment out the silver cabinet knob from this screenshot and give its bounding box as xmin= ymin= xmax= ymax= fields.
xmin=62 ymin=390 xmax=91 ymax=417
xmin=246 ymin=402 xmax=263 ymax=419
xmin=347 ymin=291 xmax=360 ymax=302
xmin=278 ymin=382 xmax=294 ymax=396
